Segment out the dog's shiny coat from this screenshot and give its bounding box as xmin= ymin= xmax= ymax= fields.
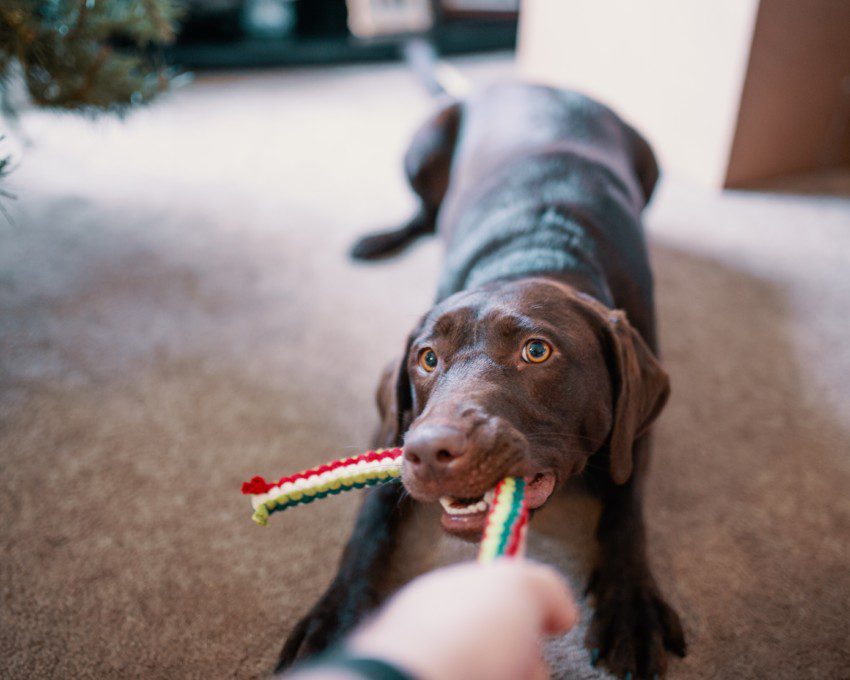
xmin=280 ymin=83 xmax=685 ymax=679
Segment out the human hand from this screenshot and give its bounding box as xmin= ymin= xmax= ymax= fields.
xmin=347 ymin=560 xmax=579 ymax=680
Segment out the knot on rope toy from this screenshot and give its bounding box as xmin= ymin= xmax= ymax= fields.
xmin=242 ymin=448 xmax=529 ymax=561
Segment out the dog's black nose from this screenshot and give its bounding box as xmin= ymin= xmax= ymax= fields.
xmin=403 ymin=423 xmax=467 ymax=474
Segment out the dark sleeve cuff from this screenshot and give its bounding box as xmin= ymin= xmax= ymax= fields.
xmin=297 ymin=647 xmax=418 ymax=680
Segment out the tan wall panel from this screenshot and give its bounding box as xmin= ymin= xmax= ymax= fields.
xmin=725 ymin=0 xmax=850 ymax=187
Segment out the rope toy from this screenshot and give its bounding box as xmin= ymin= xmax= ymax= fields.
xmin=241 ymin=448 xmax=529 ymax=561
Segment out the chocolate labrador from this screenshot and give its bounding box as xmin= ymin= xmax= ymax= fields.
xmin=279 ymin=82 xmax=685 ymax=678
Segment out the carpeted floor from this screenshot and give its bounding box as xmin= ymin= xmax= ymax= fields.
xmin=2 ymin=57 xmax=849 ymax=679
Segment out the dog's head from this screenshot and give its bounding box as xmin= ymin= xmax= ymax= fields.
xmin=376 ymin=278 xmax=669 ymax=539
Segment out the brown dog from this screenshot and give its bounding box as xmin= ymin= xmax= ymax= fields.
xmin=279 ymin=83 xmax=685 ymax=678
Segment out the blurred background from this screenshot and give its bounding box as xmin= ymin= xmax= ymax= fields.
xmin=172 ymin=0 xmax=518 ymax=67
xmin=1 ymin=1 xmax=849 ymax=678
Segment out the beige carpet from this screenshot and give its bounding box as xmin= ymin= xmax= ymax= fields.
xmin=2 ymin=57 xmax=849 ymax=679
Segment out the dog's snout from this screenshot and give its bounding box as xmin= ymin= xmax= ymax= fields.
xmin=404 ymin=423 xmax=467 ymax=474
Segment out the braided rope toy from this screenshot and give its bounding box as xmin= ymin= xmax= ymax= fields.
xmin=241 ymin=448 xmax=529 ymax=562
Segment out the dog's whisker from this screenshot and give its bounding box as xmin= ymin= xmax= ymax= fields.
xmin=394 ymin=484 xmax=411 ymax=512
xmin=525 ymin=432 xmax=599 ymax=443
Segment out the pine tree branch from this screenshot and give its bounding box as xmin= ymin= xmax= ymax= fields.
xmin=68 ymin=43 xmax=111 ymax=106
xmin=66 ymin=0 xmax=90 ymax=46
xmin=142 ymin=0 xmax=176 ymax=42
xmin=0 ymin=0 xmax=182 ymax=114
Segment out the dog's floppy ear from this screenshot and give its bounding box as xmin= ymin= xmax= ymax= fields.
xmin=374 ymin=358 xmax=403 ymax=448
xmin=602 ymin=310 xmax=670 ymax=484
xmin=373 ymin=327 xmax=421 ymax=448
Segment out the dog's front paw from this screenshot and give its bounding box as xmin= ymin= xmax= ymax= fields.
xmin=276 ymin=608 xmax=335 ymax=672
xmin=276 ymin=579 xmax=377 ymax=673
xmin=585 ymin=569 xmax=686 ymax=679
xmin=276 ymin=588 xmax=361 ymax=672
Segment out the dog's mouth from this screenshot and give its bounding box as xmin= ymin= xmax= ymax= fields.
xmin=438 ymin=471 xmax=557 ymax=539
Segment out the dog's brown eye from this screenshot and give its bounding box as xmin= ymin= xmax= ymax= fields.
xmin=522 ymin=339 xmax=552 ymax=364
xmin=418 ymin=348 xmax=438 ymax=372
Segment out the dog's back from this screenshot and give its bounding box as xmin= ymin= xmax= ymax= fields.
xmin=350 ymin=81 xmax=660 ymax=344
xmin=443 ymin=83 xmax=653 ymax=212
xmin=436 ymin=83 xmax=660 ymax=344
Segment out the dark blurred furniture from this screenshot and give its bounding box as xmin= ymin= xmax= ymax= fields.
xmin=168 ymin=0 xmax=518 ymax=69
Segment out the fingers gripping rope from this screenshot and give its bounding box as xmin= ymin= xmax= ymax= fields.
xmin=241 ymin=448 xmax=529 ymax=562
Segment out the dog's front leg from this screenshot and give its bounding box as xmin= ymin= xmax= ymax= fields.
xmin=586 ymin=436 xmax=686 ymax=679
xmin=276 ymin=480 xmax=408 ymax=671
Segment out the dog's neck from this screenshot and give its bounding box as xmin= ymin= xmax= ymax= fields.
xmin=436 ymin=205 xmax=613 ymax=306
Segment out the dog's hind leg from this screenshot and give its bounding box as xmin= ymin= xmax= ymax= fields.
xmin=350 ymin=100 xmax=461 ymax=260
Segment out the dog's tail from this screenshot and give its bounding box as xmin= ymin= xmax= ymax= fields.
xmin=350 ymin=40 xmax=465 ymax=261
xmin=350 ymin=207 xmax=436 ymax=260
xmin=401 ymin=38 xmax=470 ymax=99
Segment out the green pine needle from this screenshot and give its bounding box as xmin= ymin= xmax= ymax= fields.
xmin=0 ymin=0 xmax=182 ymax=114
